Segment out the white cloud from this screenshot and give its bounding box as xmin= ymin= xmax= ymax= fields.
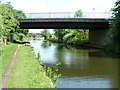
xmin=10 ymin=0 xmax=49 ymax=12
xmin=3 ymin=0 xmax=117 ymax=12
xmin=54 ymin=0 xmax=117 ymax=12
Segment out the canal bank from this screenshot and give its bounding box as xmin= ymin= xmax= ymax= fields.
xmin=49 ymin=39 xmax=104 ymax=49
xmin=30 ymin=39 xmax=119 ymax=88
xmin=4 ymin=44 xmax=55 ymax=88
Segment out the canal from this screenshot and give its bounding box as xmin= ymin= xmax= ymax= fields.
xmin=30 ymin=40 xmax=118 ymax=88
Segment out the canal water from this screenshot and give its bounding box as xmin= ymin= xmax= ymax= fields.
xmin=30 ymin=40 xmax=118 ymax=88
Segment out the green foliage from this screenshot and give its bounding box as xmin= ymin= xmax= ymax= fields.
xmin=18 ymin=33 xmax=25 ymax=41
xmin=53 ymin=29 xmax=88 ymax=45
xmin=14 ymin=33 xmax=28 ymax=42
xmin=12 ymin=8 xmax=28 ymax=41
xmin=74 ymin=9 xmax=83 ymax=18
xmin=54 ymin=29 xmax=68 ymax=41
xmin=0 ymin=3 xmax=19 ymax=39
xmin=35 ymin=51 xmax=60 ymax=83
xmin=105 ymin=0 xmax=120 ymax=54
xmin=63 ymin=30 xmax=88 ymax=45
xmin=7 ymin=45 xmax=55 ymax=88
xmin=51 ymin=9 xmax=88 ymax=45
xmin=63 ymin=30 xmax=77 ymax=43
xmin=50 ymin=35 xmax=58 ymax=41
xmin=13 ymin=9 xmax=28 ymax=38
xmin=0 ymin=13 xmax=4 ymax=45
xmin=13 ymin=9 xmax=26 ymax=19
xmin=36 ymin=52 xmax=41 ymax=60
xmin=0 ymin=2 xmax=28 ymax=42
xmin=32 ymin=33 xmax=37 ymax=39
xmin=43 ymin=63 xmax=61 ymax=83
xmin=41 ymin=29 xmax=51 ymax=40
xmin=0 ymin=14 xmax=4 ymax=39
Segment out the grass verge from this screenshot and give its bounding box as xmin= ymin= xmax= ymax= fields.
xmin=7 ymin=45 xmax=55 ymax=88
xmin=1 ymin=43 xmax=18 ymax=77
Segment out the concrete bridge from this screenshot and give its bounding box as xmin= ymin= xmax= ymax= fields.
xmin=19 ymin=18 xmax=109 ymax=30
xmin=18 ymin=12 xmax=110 ymax=48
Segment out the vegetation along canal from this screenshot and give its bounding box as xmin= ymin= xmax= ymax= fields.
xmin=30 ymin=40 xmax=118 ymax=88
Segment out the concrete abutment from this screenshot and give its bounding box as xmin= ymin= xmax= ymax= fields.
xmin=89 ymin=29 xmax=108 ymax=48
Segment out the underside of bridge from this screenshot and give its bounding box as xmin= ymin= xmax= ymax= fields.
xmin=20 ymin=22 xmax=108 ymax=30
xmin=19 ymin=18 xmax=109 ymax=48
xmin=19 ymin=18 xmax=109 ymax=30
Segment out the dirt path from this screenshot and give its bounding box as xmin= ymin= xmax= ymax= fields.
xmin=0 ymin=45 xmax=20 ymax=89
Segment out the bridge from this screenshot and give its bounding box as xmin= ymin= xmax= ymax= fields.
xmin=19 ymin=12 xmax=110 ymax=29
xmin=18 ymin=12 xmax=111 ymax=48
xmin=19 ymin=18 xmax=109 ymax=30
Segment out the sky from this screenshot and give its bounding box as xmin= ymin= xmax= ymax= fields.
xmin=2 ymin=0 xmax=117 ymax=12
xmin=1 ymin=0 xmax=117 ymax=33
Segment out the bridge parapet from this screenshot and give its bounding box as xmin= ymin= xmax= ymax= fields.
xmin=25 ymin=12 xmax=111 ymax=19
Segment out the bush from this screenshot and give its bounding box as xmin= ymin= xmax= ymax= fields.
xmin=50 ymin=35 xmax=58 ymax=41
xmin=105 ymin=0 xmax=120 ymax=54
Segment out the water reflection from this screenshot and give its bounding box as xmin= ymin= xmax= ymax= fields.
xmin=30 ymin=40 xmax=118 ymax=88
xmin=42 ymin=41 xmax=52 ymax=48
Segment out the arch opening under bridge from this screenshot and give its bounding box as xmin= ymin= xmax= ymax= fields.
xmin=18 ymin=12 xmax=110 ymax=48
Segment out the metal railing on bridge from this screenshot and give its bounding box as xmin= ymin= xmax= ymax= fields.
xmin=25 ymin=12 xmax=111 ymax=19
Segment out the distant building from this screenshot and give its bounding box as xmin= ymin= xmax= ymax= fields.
xmin=29 ymin=33 xmax=41 ymax=36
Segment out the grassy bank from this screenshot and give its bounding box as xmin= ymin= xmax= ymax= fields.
xmin=2 ymin=43 xmax=18 ymax=77
xmin=7 ymin=45 xmax=55 ymax=88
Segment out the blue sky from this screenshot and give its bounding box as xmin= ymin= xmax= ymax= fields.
xmin=1 ymin=0 xmax=117 ymax=33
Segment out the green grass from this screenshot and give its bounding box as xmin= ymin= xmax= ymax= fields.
xmin=7 ymin=45 xmax=55 ymax=88
xmin=1 ymin=43 xmax=18 ymax=77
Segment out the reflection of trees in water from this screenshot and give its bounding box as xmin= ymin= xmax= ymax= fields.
xmin=57 ymin=54 xmax=118 ymax=88
xmin=52 ymin=43 xmax=118 ymax=88
xmin=89 ymin=49 xmax=120 ymax=58
xmin=41 ymin=41 xmax=52 ymax=48
xmin=52 ymin=44 xmax=72 ymax=49
xmin=54 ymin=43 xmax=89 ymax=69
xmin=31 ymin=40 xmax=118 ymax=88
xmin=89 ymin=50 xmax=108 ymax=58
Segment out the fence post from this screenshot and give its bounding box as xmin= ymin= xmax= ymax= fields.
xmin=68 ymin=12 xmax=70 ymax=18
xmin=49 ymin=12 xmax=50 ymax=18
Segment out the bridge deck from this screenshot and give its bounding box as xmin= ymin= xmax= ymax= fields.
xmin=19 ymin=18 xmax=109 ymax=29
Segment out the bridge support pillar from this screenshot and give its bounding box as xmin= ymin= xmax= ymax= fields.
xmin=89 ymin=29 xmax=108 ymax=48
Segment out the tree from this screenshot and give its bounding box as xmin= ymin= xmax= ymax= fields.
xmin=63 ymin=30 xmax=88 ymax=45
xmin=0 ymin=2 xmax=28 ymax=43
xmin=13 ymin=9 xmax=26 ymax=19
xmin=13 ymin=9 xmax=28 ymax=36
xmin=74 ymin=9 xmax=83 ymax=18
xmin=41 ymin=29 xmax=51 ymax=40
xmin=54 ymin=29 xmax=68 ymax=41
xmin=12 ymin=7 xmax=28 ymax=41
xmin=50 ymin=35 xmax=58 ymax=41
xmin=32 ymin=33 xmax=37 ymax=40
xmin=0 ymin=14 xmax=4 ymax=39
xmin=105 ymin=0 xmax=120 ymax=54
xmin=51 ymin=9 xmax=88 ymax=45
xmin=0 ymin=2 xmax=19 ymax=44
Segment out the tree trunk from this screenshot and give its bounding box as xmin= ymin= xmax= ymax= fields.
xmin=3 ymin=38 xmax=8 ymax=46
